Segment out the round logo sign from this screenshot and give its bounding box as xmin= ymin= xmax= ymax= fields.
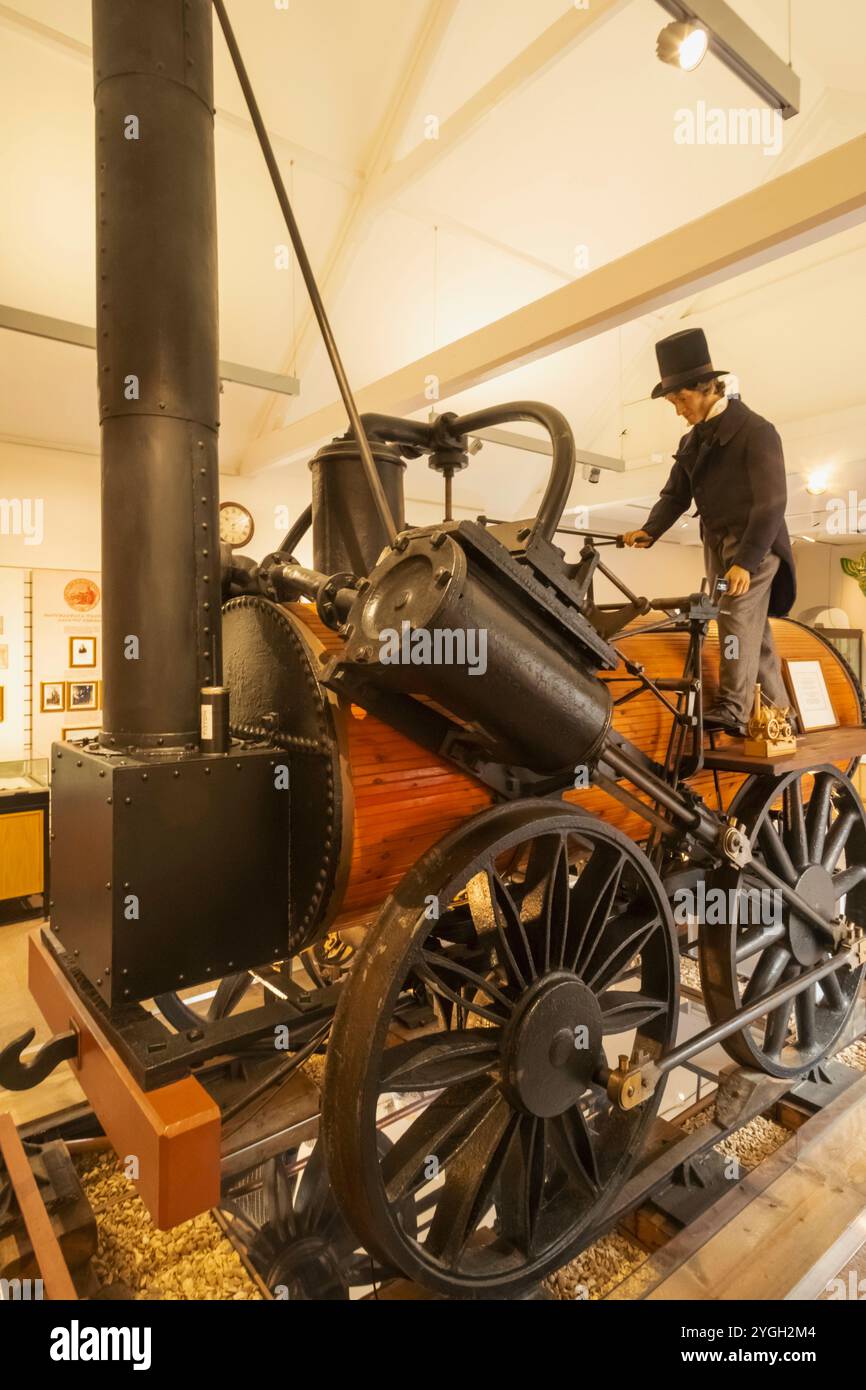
xmin=63 ymin=578 xmax=101 ymax=612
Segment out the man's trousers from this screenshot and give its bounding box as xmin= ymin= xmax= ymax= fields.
xmin=703 ymin=531 xmax=789 ymax=724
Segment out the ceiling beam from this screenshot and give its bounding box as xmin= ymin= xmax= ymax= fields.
xmin=249 ymin=0 xmax=460 ymax=443
xmin=251 ymin=0 xmax=629 ymax=445
xmin=577 ymin=84 xmax=846 ymax=455
xmin=0 ymin=304 xmax=300 ymax=397
xmin=242 ymin=131 xmax=866 ymax=474
xmin=373 ymin=0 xmax=634 ymax=207
xmin=0 ymin=2 xmax=364 ymax=194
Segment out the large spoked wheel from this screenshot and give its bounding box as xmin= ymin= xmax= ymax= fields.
xmin=700 ymin=766 xmax=866 ymax=1078
xmin=322 ymin=801 xmax=678 ymax=1298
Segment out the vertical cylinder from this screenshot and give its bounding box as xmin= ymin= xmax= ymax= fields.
xmin=310 ymin=440 xmax=406 ymax=577
xmin=93 ymin=0 xmax=221 ymax=749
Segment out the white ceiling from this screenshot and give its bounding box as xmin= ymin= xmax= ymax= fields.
xmin=2 ymin=0 xmax=866 ymax=542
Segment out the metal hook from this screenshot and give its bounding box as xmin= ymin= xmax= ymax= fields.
xmin=0 ymin=1026 xmax=79 ymax=1092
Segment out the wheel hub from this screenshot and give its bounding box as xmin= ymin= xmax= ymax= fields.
xmin=788 ymin=864 xmax=835 ymax=966
xmin=265 ymin=1235 xmax=348 ymax=1301
xmin=502 ymin=972 xmax=602 ymax=1118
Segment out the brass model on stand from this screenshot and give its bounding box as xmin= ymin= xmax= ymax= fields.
xmin=744 ymin=683 xmax=797 ymax=756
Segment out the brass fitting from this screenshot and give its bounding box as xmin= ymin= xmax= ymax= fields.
xmin=607 ymin=1053 xmax=657 ymax=1111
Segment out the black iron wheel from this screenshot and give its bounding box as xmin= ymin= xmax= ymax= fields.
xmin=322 ymin=800 xmax=678 ymax=1298
xmin=155 ymin=970 xmax=254 ymax=1034
xmin=700 ymin=765 xmax=866 ymax=1077
xmin=223 ymin=1136 xmax=415 ymax=1300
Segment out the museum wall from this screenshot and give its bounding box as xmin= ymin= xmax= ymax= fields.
xmin=0 ymin=438 xmax=708 ymax=597
xmin=3 ymin=439 xmax=862 ymax=664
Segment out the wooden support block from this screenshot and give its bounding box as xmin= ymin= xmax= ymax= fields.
xmin=28 ymin=930 xmax=220 ymax=1229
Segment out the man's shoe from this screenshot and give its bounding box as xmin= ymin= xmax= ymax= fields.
xmin=703 ymin=708 xmax=745 ymax=736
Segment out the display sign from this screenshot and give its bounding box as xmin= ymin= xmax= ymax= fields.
xmin=783 ymin=659 xmax=838 ymax=732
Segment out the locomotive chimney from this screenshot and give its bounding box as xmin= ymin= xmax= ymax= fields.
xmin=93 ymin=0 xmax=222 ymax=749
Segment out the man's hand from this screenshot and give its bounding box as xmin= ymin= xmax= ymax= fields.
xmin=622 ymin=529 xmax=654 ymax=548
xmin=724 ymin=564 xmax=751 ymax=596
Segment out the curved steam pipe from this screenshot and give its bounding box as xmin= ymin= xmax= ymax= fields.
xmin=278 ymin=503 xmax=313 ymax=557
xmin=358 ymin=403 xmax=576 ymax=545
xmin=448 ymin=403 xmax=575 ymax=544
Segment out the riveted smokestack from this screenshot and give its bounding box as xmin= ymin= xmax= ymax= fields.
xmin=93 ymin=0 xmax=221 ymax=749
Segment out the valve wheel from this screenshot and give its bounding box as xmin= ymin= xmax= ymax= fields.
xmin=700 ymin=765 xmax=866 ymax=1078
xmin=321 ymin=801 xmax=678 ymax=1298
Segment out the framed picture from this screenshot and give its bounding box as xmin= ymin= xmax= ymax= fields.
xmin=62 ymin=725 xmax=101 ymax=743
xmin=69 ymin=635 xmax=97 ymax=668
xmin=783 ymin=659 xmax=838 ymax=732
xmin=40 ymin=680 xmax=66 ymax=713
xmin=67 ymin=680 xmax=98 ymax=712
xmin=0 ymin=686 xmax=4 ymax=722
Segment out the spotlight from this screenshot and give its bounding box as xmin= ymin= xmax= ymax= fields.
xmin=806 ymin=468 xmax=830 ymax=497
xmin=656 ymin=19 xmax=708 ymax=71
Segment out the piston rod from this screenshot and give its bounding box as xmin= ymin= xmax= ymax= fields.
xmin=655 ymin=950 xmax=856 ymax=1076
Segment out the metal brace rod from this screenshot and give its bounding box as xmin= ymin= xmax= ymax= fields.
xmin=211 ymin=0 xmax=397 ymax=545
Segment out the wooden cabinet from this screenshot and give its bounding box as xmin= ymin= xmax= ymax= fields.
xmin=0 ymin=766 xmax=49 ymax=906
xmin=0 ymin=809 xmax=44 ymax=898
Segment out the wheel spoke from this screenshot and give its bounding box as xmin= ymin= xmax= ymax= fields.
xmin=757 ymin=820 xmax=797 ymax=886
xmin=742 ymin=942 xmax=790 ymax=1006
xmin=548 ymin=1106 xmax=600 ymax=1198
xmin=794 ymin=983 xmax=817 ymax=1051
xmin=805 ymin=771 xmax=834 ymax=862
xmin=381 ymin=1077 xmax=501 ymax=1203
xmin=422 ymin=1096 xmax=516 ymax=1267
xmin=599 ymin=990 xmax=668 ymax=1033
xmin=416 ymin=958 xmax=507 ymax=1027
xmin=293 ymin=1144 xmax=332 ymax=1237
xmin=380 ymin=1029 xmax=502 ymax=1092
xmin=420 ymin=949 xmax=512 ymax=1010
xmin=823 ymin=808 xmax=857 ymax=873
xmin=581 ymin=910 xmax=660 ymax=992
xmin=495 ymin=1115 xmax=548 ymax=1258
xmin=735 ymin=922 xmax=786 ymax=962
xmin=820 ymin=968 xmax=845 ymax=1012
xmin=519 ymin=835 xmax=570 ymax=974
xmin=833 ymin=864 xmax=866 ymax=900
xmin=567 ymin=844 xmax=625 ymax=975
xmin=784 ymin=780 xmax=809 ymax=870
xmin=210 ymin=971 xmax=253 ymax=1021
xmin=763 ymin=999 xmax=793 ymax=1056
xmin=466 ymin=868 xmax=528 ymax=991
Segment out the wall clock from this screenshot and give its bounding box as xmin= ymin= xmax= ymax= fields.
xmin=219 ymin=501 xmax=255 ymax=549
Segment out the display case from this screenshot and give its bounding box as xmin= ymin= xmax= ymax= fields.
xmin=0 ymin=757 xmax=49 ymax=912
xmin=813 ymin=627 xmax=863 ymax=685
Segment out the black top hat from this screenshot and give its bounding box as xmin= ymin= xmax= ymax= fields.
xmin=651 ymin=328 xmax=727 ymax=399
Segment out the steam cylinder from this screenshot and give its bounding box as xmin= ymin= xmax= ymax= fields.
xmin=93 ymin=0 xmax=222 ymax=749
xmin=340 ymin=532 xmax=613 ymax=772
xmin=310 ymin=439 xmax=406 ymax=576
